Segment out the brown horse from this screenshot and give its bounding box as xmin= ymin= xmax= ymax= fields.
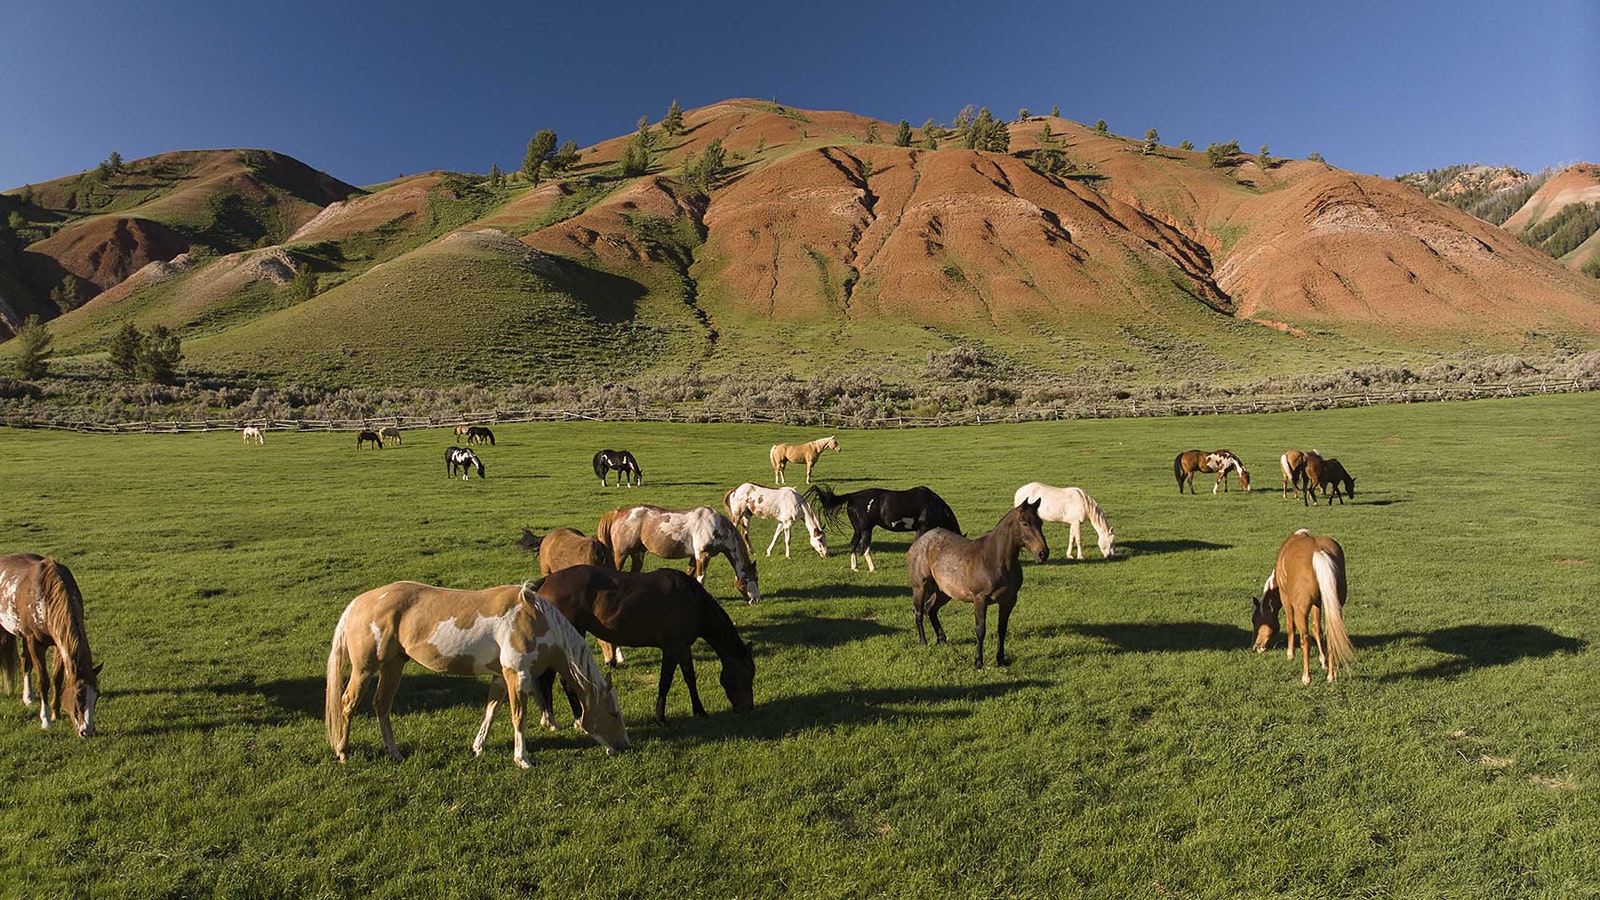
xmin=324 ymin=581 xmax=629 ymax=767
xmin=1174 ymin=449 xmax=1250 ymax=494
xmin=907 ymin=500 xmax=1049 ymax=669
xmin=356 ymin=431 xmax=383 ymax=450
xmin=1252 ymin=530 xmax=1354 ymax=684
xmin=770 ymin=435 xmax=841 ymax=485
xmin=1302 ymin=456 xmax=1356 ymax=506
xmin=596 ymin=505 xmax=759 ymax=603
xmin=517 ymin=527 xmax=614 ymax=577
xmin=0 ymin=554 xmax=101 ymax=735
xmin=1280 ymin=450 xmax=1320 ymax=499
xmin=533 ymin=566 xmax=755 ymax=725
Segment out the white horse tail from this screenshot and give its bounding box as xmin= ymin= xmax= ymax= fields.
xmin=324 ymin=603 xmax=352 ymax=753
xmin=1311 ymin=550 xmax=1354 ymax=680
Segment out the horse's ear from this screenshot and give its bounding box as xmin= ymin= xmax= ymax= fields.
xmin=92 ymin=662 xmax=104 ymax=677
xmin=1026 ymin=498 xmax=1042 ymax=511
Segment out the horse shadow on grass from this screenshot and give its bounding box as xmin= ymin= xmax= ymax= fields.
xmin=1049 ymin=621 xmax=1256 ymax=653
xmin=1114 ymin=539 xmax=1231 ymax=557
xmin=740 ymin=613 xmax=898 ymax=649
xmin=763 ymin=582 xmax=907 ymax=602
xmin=1370 ymin=624 xmax=1586 ymax=681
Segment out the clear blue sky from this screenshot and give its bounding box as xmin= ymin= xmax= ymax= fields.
xmin=2 ymin=0 xmax=1594 ymax=189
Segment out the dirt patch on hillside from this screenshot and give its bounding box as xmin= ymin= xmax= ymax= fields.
xmin=26 ymin=217 xmax=190 ymax=293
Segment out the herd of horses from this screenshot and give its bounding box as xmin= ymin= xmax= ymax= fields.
xmin=1 ymin=428 xmax=1361 ymax=769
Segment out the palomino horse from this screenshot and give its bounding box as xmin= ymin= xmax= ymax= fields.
xmin=446 ymin=447 xmax=485 ymax=479
xmin=0 ymin=554 xmax=101 ymax=735
xmin=593 ymin=449 xmax=643 ymax=487
xmin=1013 ymin=483 xmax=1115 ymax=559
xmin=1252 ymin=530 xmax=1353 ymax=684
xmin=770 ymin=435 xmax=840 ymax=485
xmin=1173 ymin=449 xmax=1251 ymax=494
xmin=466 ymin=426 xmax=495 ymax=446
xmin=241 ymin=426 xmax=265 ymax=445
xmin=378 ymin=426 xmax=402 ymax=447
xmin=356 ymin=431 xmax=384 ymax=450
xmin=724 ymin=483 xmax=828 ymax=559
xmin=1303 ymin=456 xmax=1355 ymax=506
xmin=596 ymin=506 xmax=759 ymax=603
xmin=453 ymin=424 xmax=473 ymax=444
xmin=533 ymin=566 xmax=756 ymax=724
xmin=517 ymin=527 xmax=614 ymax=577
xmin=324 ymin=581 xmax=629 ymax=767
xmin=1280 ymin=450 xmax=1319 ymax=500
xmin=907 ymin=500 xmax=1049 ymax=669
xmin=806 ymin=485 xmax=960 ymax=572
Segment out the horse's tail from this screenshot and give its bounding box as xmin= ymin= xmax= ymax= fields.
xmin=595 ymin=509 xmax=619 ymax=552
xmin=722 ymin=486 xmax=739 ymax=519
xmin=1312 ymin=549 xmax=1354 ymax=680
xmin=805 ymin=484 xmax=847 ymax=527
xmin=516 ymin=526 xmax=543 ymax=552
xmin=324 ymin=603 xmax=352 ymax=752
xmin=0 ymin=627 xmax=16 ymax=695
xmin=1173 ymin=453 xmax=1185 ymax=488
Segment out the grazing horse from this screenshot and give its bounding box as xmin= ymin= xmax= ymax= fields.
xmin=1207 ymin=450 xmax=1251 ymax=493
xmin=0 ymin=554 xmax=101 ymax=736
xmin=907 ymin=500 xmax=1049 ymax=669
xmin=324 ymin=581 xmax=629 ymax=767
xmin=1013 ymin=483 xmax=1115 ymax=559
xmin=533 ymin=566 xmax=756 ymax=725
xmin=724 ymin=483 xmax=828 ymax=559
xmin=1252 ymin=530 xmax=1353 ymax=684
xmin=517 ymin=527 xmax=615 ymax=577
xmin=356 ymin=431 xmax=384 ymax=450
xmin=446 ymin=447 xmax=485 ymax=480
xmin=806 ymin=485 xmax=960 ymax=572
xmin=1173 ymin=449 xmax=1250 ymax=494
xmin=466 ymin=426 xmax=496 ymax=446
xmin=241 ymin=426 xmax=265 ymax=445
xmin=770 ymin=435 xmax=841 ymax=485
xmin=1280 ymin=450 xmax=1319 ymax=499
xmin=596 ymin=505 xmax=759 ymax=603
xmin=453 ymin=424 xmax=472 ymax=444
xmin=593 ymin=449 xmax=643 ymax=488
xmin=378 ymin=426 xmax=402 ymax=447
xmin=1302 ymin=456 xmax=1355 ymax=506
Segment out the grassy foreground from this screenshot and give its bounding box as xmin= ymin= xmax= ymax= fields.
xmin=0 ymin=395 xmax=1595 ymax=898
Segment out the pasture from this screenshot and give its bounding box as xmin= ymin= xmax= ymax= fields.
xmin=0 ymin=394 xmax=1595 ymax=898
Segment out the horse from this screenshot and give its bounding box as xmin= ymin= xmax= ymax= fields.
xmin=1280 ymin=450 xmax=1320 ymax=500
xmin=1173 ymin=449 xmax=1250 ymax=494
xmin=805 ymin=485 xmax=960 ymax=572
xmin=517 ymin=527 xmax=615 ymax=577
xmin=724 ymin=483 xmax=828 ymax=559
xmin=532 ymin=566 xmax=756 ymax=725
xmin=241 ymin=426 xmax=265 ymax=445
xmin=1012 ymin=483 xmax=1114 ymax=559
xmin=378 ymin=426 xmax=402 ymax=447
xmin=356 ymin=431 xmax=384 ymax=450
xmin=593 ymin=449 xmax=643 ymax=488
xmin=1208 ymin=450 xmax=1251 ymax=493
xmin=907 ymin=500 xmax=1049 ymax=669
xmin=324 ymin=580 xmax=629 ymax=766
xmin=596 ymin=505 xmax=759 ymax=603
xmin=1252 ymin=529 xmax=1353 ymax=684
xmin=0 ymin=554 xmax=101 ymax=735
xmin=1302 ymin=456 xmax=1355 ymax=506
xmin=770 ymin=435 xmax=841 ymax=485
xmin=466 ymin=426 xmax=496 ymax=446
xmin=453 ymin=424 xmax=472 ymax=444
xmin=446 ymin=447 xmax=485 ymax=480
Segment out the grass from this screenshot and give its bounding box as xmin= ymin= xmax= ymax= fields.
xmin=0 ymin=395 xmax=1596 ymax=897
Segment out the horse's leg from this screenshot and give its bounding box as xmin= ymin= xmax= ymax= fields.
xmin=972 ymin=599 xmax=989 ymax=670
xmin=849 ymin=526 xmax=862 ymax=571
xmin=22 ymin=639 xmax=49 ymax=728
xmin=1310 ymin=606 xmax=1327 ymax=672
xmin=783 ymin=521 xmax=793 ymax=558
xmin=766 ymin=523 xmax=782 ymax=557
xmin=654 ymin=652 xmax=678 ymax=725
xmin=804 ymin=458 xmax=814 ymax=485
xmin=694 ymin=552 xmax=709 ymax=584
xmin=1070 ymin=521 xmax=1083 ymax=560
xmin=533 ymin=669 xmax=560 ymax=731
xmin=502 ymin=668 xmax=532 ymax=769
xmin=373 ymin=655 xmax=407 ymax=762
xmin=927 ymin=592 xmax=950 ymax=644
xmin=680 ymin=653 xmax=707 ymax=717
xmin=50 ymin=649 xmax=66 ymax=721
xmin=913 ymin=579 xmax=930 ymax=645
xmin=629 ymin=550 xmax=643 ymax=573
xmin=597 ymin=639 xmax=620 ymax=667
xmin=474 ymin=673 xmax=508 ymax=755
xmin=996 ymin=596 xmax=1015 ymax=667
xmin=1295 ymin=607 xmax=1312 ymax=685
xmin=862 ymin=527 xmax=876 ymax=572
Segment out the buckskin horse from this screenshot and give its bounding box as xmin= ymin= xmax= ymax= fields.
xmin=1251 ymin=529 xmax=1353 ymax=684
xmin=806 ymin=485 xmax=960 ymax=572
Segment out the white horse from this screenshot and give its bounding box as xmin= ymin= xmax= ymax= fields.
xmin=1012 ymin=482 xmax=1115 ymax=559
xmin=723 ymin=483 xmax=828 ymax=559
xmin=241 ymin=426 xmax=265 ymax=445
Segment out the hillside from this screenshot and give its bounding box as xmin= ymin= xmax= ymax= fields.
xmin=1500 ymin=163 xmax=1600 ymax=275
xmin=5 ymin=100 xmax=1599 ymax=385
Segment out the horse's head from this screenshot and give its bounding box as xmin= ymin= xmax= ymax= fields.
xmin=1239 ymin=469 xmax=1251 ymax=492
xmin=1097 ymin=529 xmax=1116 ymax=560
xmin=719 ymin=641 xmax=756 ymax=713
xmin=1016 ymin=499 xmax=1049 ymax=564
xmin=826 ymin=436 xmax=841 ymax=453
xmin=807 ymin=522 xmax=829 ymax=558
xmin=64 ymin=661 xmax=103 ymax=737
xmin=735 ymin=560 xmax=760 ymax=605
xmin=1251 ymin=576 xmax=1281 ymax=652
xmin=577 ymin=672 xmax=630 ymax=755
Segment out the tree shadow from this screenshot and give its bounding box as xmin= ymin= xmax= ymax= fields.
xmin=1117 ymin=539 xmax=1231 ymax=556
xmin=741 ymin=614 xmax=898 ymax=648
xmin=1375 ymin=625 xmax=1586 ymax=681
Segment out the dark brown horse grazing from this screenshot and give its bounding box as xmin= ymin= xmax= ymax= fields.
xmin=517 ymin=527 xmax=615 ymax=577
xmin=1302 ymin=456 xmax=1356 ymax=506
xmin=356 ymin=431 xmax=384 ymax=450
xmin=907 ymin=500 xmax=1049 ymax=669
xmin=533 ymin=566 xmax=755 ymax=724
xmin=1252 ymin=530 xmax=1353 ymax=684
xmin=0 ymin=554 xmax=101 ymax=735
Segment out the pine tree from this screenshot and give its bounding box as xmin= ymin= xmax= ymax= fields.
xmin=552 ymin=141 xmax=580 ymax=175
xmin=663 ymin=99 xmax=685 ymax=136
xmin=1206 ymin=140 xmax=1241 ymax=167
xmin=137 ymin=325 xmax=183 ymax=384
xmin=1308 ymin=151 xmax=1325 ymax=163
xmin=523 ymin=130 xmax=557 ymax=185
xmin=1179 ymin=140 xmax=1194 ymax=151
xmin=636 ymin=116 xmax=656 ymax=150
xmin=1039 ymin=121 xmax=1053 ymax=148
xmin=1017 ymin=108 xmax=1031 ymax=122
xmin=1094 ymin=119 xmax=1108 ymax=135
xmin=1143 ymin=128 xmax=1160 ymax=155
xmin=48 ymin=276 xmax=83 ymax=312
xmin=488 ymin=162 xmax=502 ymax=189
xmin=622 ymin=121 xmax=653 ymax=176
xmin=893 ymin=120 xmax=912 ymax=147
xmin=965 ymin=108 xmax=1009 ymax=152
xmin=1258 ymin=144 xmax=1271 ymax=167
xmin=108 ymin=323 xmax=143 ymax=379
xmin=108 ymin=151 xmax=123 ymax=172
xmin=864 ymin=122 xmax=879 ymax=144
xmin=1051 ymin=105 xmax=1060 ymax=118
xmin=12 ymin=315 xmax=52 ymax=380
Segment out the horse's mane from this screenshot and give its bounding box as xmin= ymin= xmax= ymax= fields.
xmin=519 ymin=587 xmax=607 ymax=700
xmin=40 ymin=558 xmax=93 ymax=680
xmin=687 ymin=576 xmax=748 ymax=659
xmin=1079 ymin=489 xmax=1112 ymax=536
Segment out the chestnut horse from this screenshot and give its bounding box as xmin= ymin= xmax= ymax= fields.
xmin=770 ymin=435 xmax=841 ymax=485
xmin=1303 ymin=456 xmax=1356 ymax=506
xmin=907 ymin=500 xmax=1049 ymax=669
xmin=597 ymin=505 xmax=759 ymax=603
xmin=1252 ymin=530 xmax=1353 ymax=683
xmin=1280 ymin=450 xmax=1319 ymax=499
xmin=0 ymin=554 xmax=101 ymax=736
xmin=518 ymin=527 xmax=614 ymax=577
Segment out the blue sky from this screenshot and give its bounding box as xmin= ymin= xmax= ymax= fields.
xmin=2 ymin=0 xmax=1594 ymax=188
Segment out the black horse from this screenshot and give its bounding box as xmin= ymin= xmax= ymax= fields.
xmin=465 ymin=426 xmax=496 ymax=446
xmin=593 ymin=449 xmax=643 ymax=487
xmin=446 ymin=447 xmax=485 ymax=479
xmin=356 ymin=431 xmax=383 ymax=450
xmin=805 ymin=485 xmax=960 ymax=572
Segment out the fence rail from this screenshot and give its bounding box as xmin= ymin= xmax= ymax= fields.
xmin=3 ymin=378 xmax=1594 ymax=435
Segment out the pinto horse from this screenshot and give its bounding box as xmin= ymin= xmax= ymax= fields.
xmin=770 ymin=435 xmax=840 ymax=485
xmin=1013 ymin=482 xmax=1114 ymax=559
xmin=1174 ymin=449 xmax=1250 ymax=494
xmin=356 ymin=431 xmax=384 ymax=450
xmin=533 ymin=566 xmax=756 ymax=725
xmin=466 ymin=426 xmax=496 ymax=446
xmin=0 ymin=554 xmax=101 ymax=736
xmin=517 ymin=527 xmax=615 ymax=577
xmin=596 ymin=505 xmax=759 ymax=603
xmin=724 ymin=482 xmax=828 ymax=559
xmin=593 ymin=449 xmax=643 ymax=487
xmin=907 ymin=500 xmax=1049 ymax=669
xmin=1303 ymin=456 xmax=1355 ymax=506
xmin=1252 ymin=530 xmax=1353 ymax=684
xmin=446 ymin=447 xmax=485 ymax=479
xmin=806 ymin=485 xmax=960 ymax=572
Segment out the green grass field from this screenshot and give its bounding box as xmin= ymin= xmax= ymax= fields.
xmin=0 ymin=395 xmax=1595 ymax=898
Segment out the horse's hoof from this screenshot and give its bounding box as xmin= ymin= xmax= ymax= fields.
xmin=1301 ymin=675 xmax=1311 ymax=686
xmin=514 ymin=756 xmax=531 ymax=770
xmin=387 ymin=751 xmax=404 ymax=762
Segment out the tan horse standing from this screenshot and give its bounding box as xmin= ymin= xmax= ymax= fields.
xmin=324 ymin=581 xmax=629 ymax=767
xmin=0 ymin=554 xmax=101 ymax=736
xmin=770 ymin=436 xmax=841 ymax=485
xmin=597 ymin=505 xmax=760 ymax=603
xmin=1280 ymin=450 xmax=1319 ymax=499
xmin=1252 ymin=530 xmax=1354 ymax=684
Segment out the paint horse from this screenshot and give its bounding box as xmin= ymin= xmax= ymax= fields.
xmin=517 ymin=527 xmax=615 ymax=578
xmin=533 ymin=566 xmax=755 ymax=724
xmin=806 ymin=485 xmax=960 ymax=572
xmin=1303 ymin=456 xmax=1355 ymax=506
xmin=1173 ymin=449 xmax=1251 ymax=494
xmin=770 ymin=435 xmax=840 ymax=485
xmin=446 ymin=446 xmax=485 ymax=479
xmin=0 ymin=554 xmax=101 ymax=736
xmin=1252 ymin=529 xmax=1353 ymax=684
xmin=466 ymin=426 xmax=496 ymax=446
xmin=356 ymin=431 xmax=384 ymax=450
xmin=724 ymin=483 xmax=828 ymax=559
xmin=593 ymin=449 xmax=643 ymax=487
xmin=1280 ymin=450 xmax=1318 ymax=500
xmin=241 ymin=426 xmax=265 ymax=445
xmin=378 ymin=426 xmax=402 ymax=447
xmin=324 ymin=581 xmax=629 ymax=767
xmin=907 ymin=500 xmax=1049 ymax=669
xmin=596 ymin=505 xmax=759 ymax=603
xmin=1012 ymin=483 xmax=1114 ymax=559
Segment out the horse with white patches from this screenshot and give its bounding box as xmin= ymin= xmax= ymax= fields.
xmin=241 ymin=426 xmax=265 ymax=445
xmin=446 ymin=447 xmax=485 ymax=480
xmin=770 ymin=435 xmax=841 ymax=485
xmin=1173 ymin=449 xmax=1251 ymax=494
xmin=324 ymin=581 xmax=629 ymax=767
xmin=1012 ymin=482 xmax=1115 ymax=559
xmin=1251 ymin=530 xmax=1354 ymax=684
xmin=724 ymin=483 xmax=828 ymax=559
xmin=0 ymin=554 xmax=101 ymax=736
xmin=597 ymin=505 xmax=760 ymax=603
